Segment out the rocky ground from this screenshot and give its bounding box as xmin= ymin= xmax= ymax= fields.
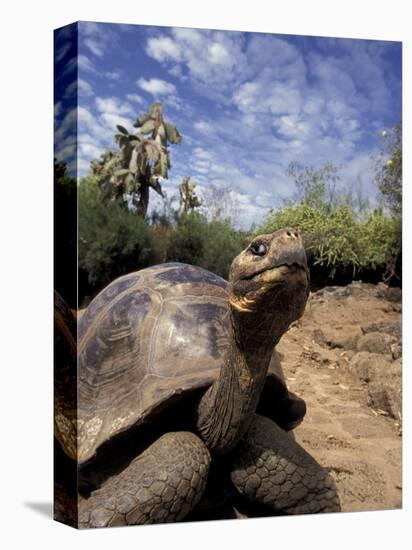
xmin=278 ymin=281 xmax=402 ymax=512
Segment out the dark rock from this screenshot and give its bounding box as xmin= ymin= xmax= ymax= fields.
xmin=385 ymin=288 xmax=402 ymax=303
xmin=346 ymin=281 xmax=377 ymax=297
xmin=361 ymin=320 xmax=402 ymax=340
xmin=376 ymin=284 xmax=402 ymax=303
xmin=367 ymin=358 xmax=402 ymax=419
xmin=349 ymin=352 xmax=402 ymax=420
xmin=328 ymin=286 xmax=350 ymax=298
xmin=310 ymin=346 xmax=337 ymax=364
xmin=349 ymin=352 xmax=391 ymax=383
xmin=327 ymin=328 xmax=362 ymax=350
xmin=356 ymin=332 xmax=394 ymax=354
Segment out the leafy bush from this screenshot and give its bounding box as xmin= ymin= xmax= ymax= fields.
xmin=167 ymin=212 xmax=249 ymax=279
xmin=258 ymin=160 xmax=401 ymax=285
xmin=358 ymin=209 xmax=401 ymax=281
xmin=201 ymin=218 xmax=250 ymax=278
xmin=259 ymin=202 xmax=361 ymax=278
xmin=166 ymin=212 xmax=207 ymax=267
xmin=260 ymin=200 xmax=400 ymax=283
xmin=78 ymin=188 xmax=249 ymax=301
xmin=79 ymin=176 xmax=153 ymax=291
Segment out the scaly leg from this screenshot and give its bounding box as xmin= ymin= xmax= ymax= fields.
xmin=229 ymin=415 xmax=340 ymax=515
xmin=79 ymin=431 xmax=210 ymax=528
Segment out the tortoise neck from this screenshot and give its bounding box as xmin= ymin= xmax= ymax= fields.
xmin=196 ymin=310 xmax=274 ymax=455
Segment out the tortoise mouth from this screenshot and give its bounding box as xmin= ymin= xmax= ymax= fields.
xmin=241 ymin=262 xmax=308 ymax=283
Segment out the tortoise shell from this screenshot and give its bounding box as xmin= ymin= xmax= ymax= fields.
xmin=54 ymin=291 xmax=78 ymax=459
xmin=74 ymin=263 xmax=289 ymax=463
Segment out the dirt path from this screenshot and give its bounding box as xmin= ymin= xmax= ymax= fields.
xmin=278 ymin=281 xmax=402 ymax=512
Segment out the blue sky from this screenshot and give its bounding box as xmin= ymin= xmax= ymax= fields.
xmin=55 ymin=22 xmax=402 ymax=229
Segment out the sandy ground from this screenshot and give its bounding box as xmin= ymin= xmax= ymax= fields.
xmin=277 ymin=281 xmax=402 ymax=512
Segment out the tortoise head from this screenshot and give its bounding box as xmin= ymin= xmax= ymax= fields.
xmin=228 ymin=228 xmax=309 ymax=346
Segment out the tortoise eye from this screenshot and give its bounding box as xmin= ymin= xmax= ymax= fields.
xmin=250 ymin=242 xmax=267 ymax=256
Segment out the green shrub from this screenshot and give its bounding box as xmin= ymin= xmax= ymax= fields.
xmin=166 ymin=212 xmax=249 ymax=279
xmin=79 ymin=176 xmax=153 ymax=289
xmin=166 ymin=212 xmax=207 ymax=267
xmin=259 ymin=161 xmax=401 ymax=284
xmin=259 ymin=202 xmax=361 ymax=278
xmin=201 ymin=218 xmax=249 ymax=278
xmin=358 ymin=209 xmax=401 ymax=280
xmin=259 ymin=202 xmax=401 ymax=282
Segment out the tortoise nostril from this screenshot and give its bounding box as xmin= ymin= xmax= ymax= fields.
xmin=286 ymin=230 xmax=292 ymax=237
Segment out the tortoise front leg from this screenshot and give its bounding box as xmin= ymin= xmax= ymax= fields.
xmin=79 ymin=431 xmax=210 ymax=528
xmin=229 ymin=415 xmax=340 ymax=515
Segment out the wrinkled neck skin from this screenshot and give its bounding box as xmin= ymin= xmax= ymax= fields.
xmin=196 ymin=306 xmax=288 ymax=455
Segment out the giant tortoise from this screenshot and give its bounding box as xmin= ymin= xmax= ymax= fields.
xmin=55 ymin=228 xmax=340 ymax=527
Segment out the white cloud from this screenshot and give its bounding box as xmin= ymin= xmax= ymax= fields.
xmin=145 ymin=28 xmax=248 ymax=98
xmin=208 ymin=42 xmax=232 ymax=66
xmin=55 ymin=108 xmax=77 ymax=145
xmin=146 ymin=36 xmax=182 ymax=62
xmin=60 ymin=55 xmax=77 ymax=78
xmin=54 ymin=102 xmax=62 ymax=118
xmin=105 ymin=70 xmax=123 ymax=81
xmin=55 ymin=42 xmax=71 ymax=64
xmin=77 ymin=106 xmax=116 ymax=173
xmin=162 ymin=93 xmax=184 ymax=112
xmin=78 ymin=140 xmax=103 ymax=160
xmin=275 ymin=115 xmax=311 ymax=140
xmin=77 ymin=96 xmax=138 ymax=175
xmin=78 ymin=79 xmax=94 ymax=97
xmin=63 ymin=80 xmax=77 ymax=100
xmin=55 ymin=107 xmax=78 ymax=173
xmin=246 ymin=35 xmax=306 ymax=85
xmin=193 ymin=147 xmax=214 ymax=161
xmin=137 ymin=77 xmax=176 ymax=96
xmin=234 ymin=78 xmax=302 ymax=116
xmin=168 ymin=64 xmax=188 ymax=80
xmin=194 ymin=120 xmax=213 ymax=134
xmin=309 ymin=53 xmax=357 ymax=98
xmin=126 ymin=93 xmax=144 ymax=104
xmin=101 ymin=112 xmax=134 ymax=133
xmin=78 ymin=54 xmax=96 ymax=73
xmin=152 ymin=28 xmax=395 ymax=162
xmin=78 ymin=106 xmax=105 ymax=139
xmin=84 ymin=38 xmax=105 ymax=57
xmin=80 ymin=21 xmax=117 ymax=60
xmin=95 ymin=97 xmax=133 ymax=116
